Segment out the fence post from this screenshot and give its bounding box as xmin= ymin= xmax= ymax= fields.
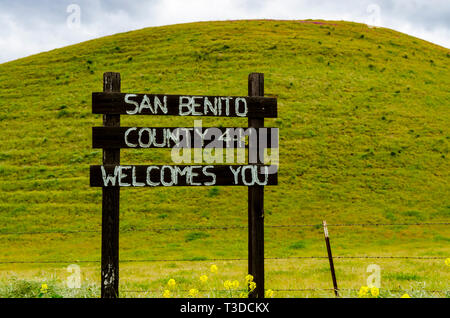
xmin=101 ymin=72 xmax=121 ymax=298
xmin=323 ymin=220 xmax=339 ymax=297
xmin=248 ymin=73 xmax=265 ymax=298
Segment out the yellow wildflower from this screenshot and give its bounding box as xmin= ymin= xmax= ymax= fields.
xmin=224 ymin=280 xmax=232 ymax=289
xmin=265 ymin=289 xmax=274 ymax=298
xmin=445 ymin=258 xmax=450 ymax=266
xmin=232 ymin=280 xmax=240 ymax=288
xmin=358 ymin=286 xmax=369 ymax=297
xmin=370 ymin=286 xmax=380 ymax=297
xmin=167 ymin=279 xmax=176 ymax=288
xmin=40 ymin=283 xmax=48 ymax=294
xmin=239 ymin=292 xmax=247 ymax=298
xmin=188 ymin=289 xmax=199 ymax=297
xmin=200 ymin=275 xmax=208 ymax=283
xmin=249 ymin=281 xmax=256 ymax=292
xmin=401 ymin=293 xmax=410 ymax=298
xmin=210 ymin=264 xmax=218 ymax=274
xmin=245 ymin=274 xmax=254 ymax=284
xmin=163 ymin=290 xmax=171 ymax=298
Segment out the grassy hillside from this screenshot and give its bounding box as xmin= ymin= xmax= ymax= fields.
xmin=0 ymin=20 xmax=449 ymax=298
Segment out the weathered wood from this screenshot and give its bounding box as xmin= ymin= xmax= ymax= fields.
xmin=248 ymin=73 xmax=265 ymax=298
xmin=101 ymin=72 xmax=120 ymax=298
xmin=92 ymin=92 xmax=277 ymax=118
xmin=92 ymin=127 xmax=278 ymax=149
xmin=90 ymin=165 xmax=278 ymax=187
xmin=92 ymin=73 xmax=278 ymax=299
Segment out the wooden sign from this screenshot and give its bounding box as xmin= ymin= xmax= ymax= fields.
xmin=92 ymin=127 xmax=278 ymax=148
xmin=91 ymin=72 xmax=277 ymax=299
xmin=90 ymin=165 xmax=277 ymax=187
xmin=92 ymin=92 xmax=277 ymax=118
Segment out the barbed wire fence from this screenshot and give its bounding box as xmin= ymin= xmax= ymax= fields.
xmin=0 ymin=221 xmax=448 ymax=297
xmin=0 ymin=221 xmax=448 ymax=235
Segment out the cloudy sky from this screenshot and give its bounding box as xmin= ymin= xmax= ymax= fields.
xmin=0 ymin=0 xmax=449 ymax=63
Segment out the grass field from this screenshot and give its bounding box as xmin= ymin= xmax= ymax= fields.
xmin=0 ymin=19 xmax=449 ymax=298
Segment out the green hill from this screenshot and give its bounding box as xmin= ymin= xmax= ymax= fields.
xmin=0 ymin=20 xmax=449 ymax=298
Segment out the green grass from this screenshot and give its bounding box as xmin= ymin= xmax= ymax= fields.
xmin=0 ymin=19 xmax=449 ymax=297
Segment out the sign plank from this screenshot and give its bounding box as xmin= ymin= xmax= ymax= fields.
xmin=92 ymin=127 xmax=278 ymax=149
xmin=92 ymin=92 xmax=277 ymax=118
xmin=90 ymin=165 xmax=278 ymax=187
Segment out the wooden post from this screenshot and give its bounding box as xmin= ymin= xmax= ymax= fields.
xmin=248 ymin=73 xmax=265 ymax=298
xmin=323 ymin=220 xmax=339 ymax=297
xmin=101 ymin=72 xmax=121 ymax=298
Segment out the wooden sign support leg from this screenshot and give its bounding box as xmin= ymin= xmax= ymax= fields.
xmin=101 ymin=72 xmax=121 ymax=298
xmin=248 ymin=73 xmax=265 ymax=298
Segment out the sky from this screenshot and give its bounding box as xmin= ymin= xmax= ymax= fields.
xmin=0 ymin=0 xmax=449 ymax=63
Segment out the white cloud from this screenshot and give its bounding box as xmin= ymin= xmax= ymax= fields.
xmin=0 ymin=0 xmax=448 ymax=63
